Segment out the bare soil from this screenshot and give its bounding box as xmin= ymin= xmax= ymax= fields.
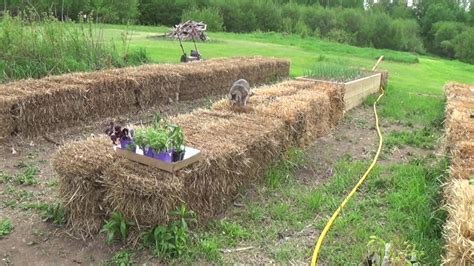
xmin=0 ymin=102 xmax=433 ymax=265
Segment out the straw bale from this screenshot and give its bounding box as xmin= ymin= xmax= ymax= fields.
xmin=102 ymin=158 xmax=184 ymax=228
xmin=450 ymin=141 xmax=474 ymax=180
xmin=0 ymin=57 xmax=289 ymax=138
xmin=443 ymin=180 xmax=474 ymax=265
xmin=52 ymin=135 xmax=114 ymax=237
xmin=53 ymin=80 xmax=342 ymax=235
xmin=443 ymin=82 xmax=474 ymax=265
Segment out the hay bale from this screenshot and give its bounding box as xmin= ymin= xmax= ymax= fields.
xmin=443 ymin=180 xmax=474 ymax=265
xmin=0 ymin=92 xmax=19 ymax=140
xmin=52 ymin=135 xmax=114 ymax=237
xmin=53 ymin=80 xmax=342 ymax=234
xmin=102 ymin=159 xmax=184 ymax=228
xmin=0 ymin=57 xmax=290 ymax=139
xmin=444 ymin=83 xmax=474 ymax=150
xmin=443 ymin=82 xmax=474 ymax=265
xmin=450 ymin=141 xmax=474 ymax=180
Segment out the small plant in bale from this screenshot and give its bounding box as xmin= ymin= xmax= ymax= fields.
xmin=142 ymin=205 xmax=196 ymax=258
xmin=101 ymin=212 xmax=134 ymax=245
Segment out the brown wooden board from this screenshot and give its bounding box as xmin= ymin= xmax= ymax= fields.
xmin=296 ymin=73 xmax=382 ymax=111
xmin=113 ymin=145 xmax=202 ymax=173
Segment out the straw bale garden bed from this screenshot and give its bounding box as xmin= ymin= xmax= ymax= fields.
xmin=442 ymin=83 xmax=474 ymax=265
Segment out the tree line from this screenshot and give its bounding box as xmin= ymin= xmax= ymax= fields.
xmin=1 ymin=0 xmax=473 ymax=63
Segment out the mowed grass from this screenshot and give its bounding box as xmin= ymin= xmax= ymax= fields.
xmin=15 ymin=24 xmax=468 ymax=263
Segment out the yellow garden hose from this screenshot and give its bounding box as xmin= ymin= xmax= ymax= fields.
xmin=310 ymin=85 xmax=385 ymax=266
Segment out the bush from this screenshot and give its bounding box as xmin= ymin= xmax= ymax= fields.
xmin=453 ymin=27 xmax=474 ymax=64
xmin=210 ymin=0 xmax=257 ymax=32
xmin=139 ymin=0 xmax=190 ymax=25
xmin=326 ymin=29 xmax=355 ymax=44
xmin=303 ymin=7 xmax=337 ymax=36
xmin=368 ymin=12 xmax=395 ymax=49
xmin=253 ymin=0 xmax=283 ymax=32
xmin=294 ymin=18 xmax=310 ymax=38
xmin=391 ymin=19 xmax=425 ymax=53
xmin=338 ymin=8 xmax=365 ymax=35
xmin=181 ymin=7 xmax=224 ymax=32
xmin=431 ymin=21 xmax=466 ymax=58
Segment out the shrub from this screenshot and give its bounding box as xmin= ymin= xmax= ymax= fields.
xmin=253 ymin=0 xmax=283 ymax=32
xmin=303 ymin=7 xmax=337 ymax=36
xmin=210 ymin=0 xmax=257 ymax=32
xmin=294 ymin=18 xmax=310 ymax=38
xmin=326 ymin=29 xmax=355 ymax=44
xmin=453 ymin=27 xmax=474 ymax=64
xmin=181 ymin=7 xmax=224 ymax=32
xmin=431 ymin=21 xmax=466 ymax=58
xmin=391 ymin=19 xmax=425 ymax=53
xmin=368 ymin=12 xmax=395 ymax=49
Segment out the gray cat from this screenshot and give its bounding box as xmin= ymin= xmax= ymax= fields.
xmin=229 ymin=79 xmax=254 ymax=106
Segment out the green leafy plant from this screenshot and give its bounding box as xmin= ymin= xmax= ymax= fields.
xmin=367 ymin=236 xmax=425 ymax=265
xmin=142 ymin=205 xmax=196 ymax=258
xmin=109 ymin=250 xmax=134 ymax=266
xmin=101 ymin=212 xmax=134 ymax=245
xmin=13 ymin=163 xmax=39 ymax=185
xmin=0 ymin=218 xmax=13 ymax=238
xmin=167 ymin=124 xmax=185 ymax=152
xmin=41 ymin=202 xmax=66 ymax=226
xmin=145 ymin=127 xmax=169 ymax=152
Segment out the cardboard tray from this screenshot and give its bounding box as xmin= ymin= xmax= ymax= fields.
xmin=113 ymin=146 xmax=202 ymax=173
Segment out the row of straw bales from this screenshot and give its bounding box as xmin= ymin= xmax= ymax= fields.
xmin=52 ymin=80 xmax=344 ymax=238
xmin=443 ymin=83 xmax=474 ymax=265
xmin=0 ymin=57 xmax=289 ymax=139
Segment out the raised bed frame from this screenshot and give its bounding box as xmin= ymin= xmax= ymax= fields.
xmin=296 ymin=72 xmax=383 ymax=111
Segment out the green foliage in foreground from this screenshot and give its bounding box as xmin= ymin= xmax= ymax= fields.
xmin=101 ymin=212 xmax=134 ymax=245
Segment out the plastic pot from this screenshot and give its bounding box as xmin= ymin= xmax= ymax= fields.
xmin=144 ymin=147 xmax=155 ymax=158
xmin=172 ymin=150 xmax=185 ymax=162
xmin=154 ymin=150 xmax=173 ymax=163
xmin=120 ymin=139 xmax=132 ymax=149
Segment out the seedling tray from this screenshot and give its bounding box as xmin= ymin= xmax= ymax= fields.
xmin=113 ymin=146 xmax=202 ymax=173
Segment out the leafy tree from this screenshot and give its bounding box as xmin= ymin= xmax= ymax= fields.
xmin=431 ymin=21 xmax=466 ymax=58
xmin=453 ymin=27 xmax=474 ymax=64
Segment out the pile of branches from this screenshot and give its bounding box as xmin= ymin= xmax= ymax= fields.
xmin=168 ymin=20 xmax=208 ymax=41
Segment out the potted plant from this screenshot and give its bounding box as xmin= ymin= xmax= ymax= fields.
xmin=105 ymin=123 xmax=135 ymax=151
xmin=167 ymin=124 xmax=186 ymax=162
xmin=133 ymin=128 xmax=149 ymax=155
xmin=146 ymin=127 xmax=172 ymax=162
xmin=119 ymin=128 xmax=134 ymax=150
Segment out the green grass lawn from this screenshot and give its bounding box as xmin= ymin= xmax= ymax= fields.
xmin=98 ymin=24 xmax=474 ymax=264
